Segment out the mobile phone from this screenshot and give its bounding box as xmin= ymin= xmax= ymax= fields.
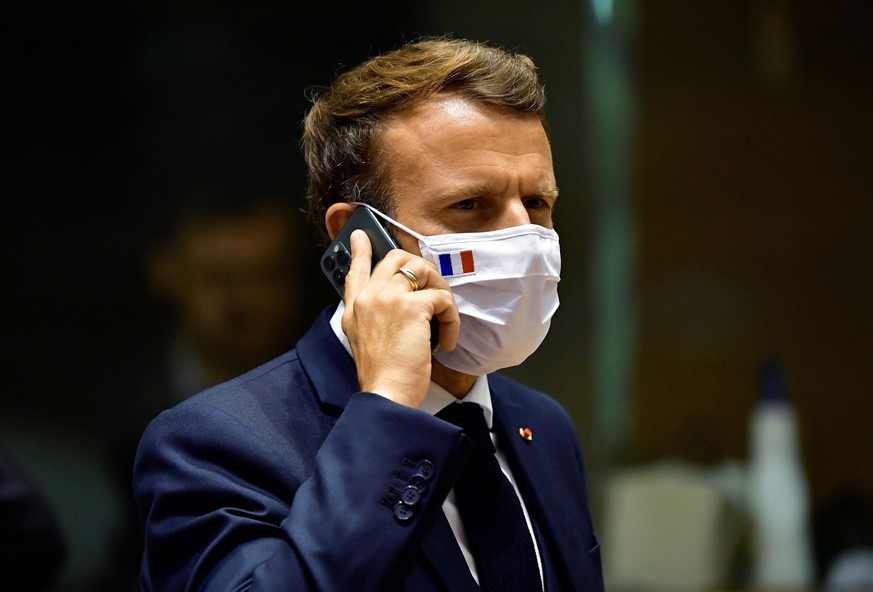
xmin=320 ymin=206 xmax=439 ymax=349
xmin=321 ymin=206 xmax=399 ymax=299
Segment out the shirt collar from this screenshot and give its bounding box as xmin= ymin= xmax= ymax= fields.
xmin=329 ymin=300 xmax=352 ymax=356
xmin=328 ymin=301 xmax=493 ymax=428
xmin=420 ymin=374 xmax=494 ymax=429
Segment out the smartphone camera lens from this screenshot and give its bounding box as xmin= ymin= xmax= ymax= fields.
xmin=333 ymin=269 xmax=346 ymax=284
xmin=336 ymin=250 xmax=350 ymax=267
xmin=322 ymin=255 xmax=336 ymax=271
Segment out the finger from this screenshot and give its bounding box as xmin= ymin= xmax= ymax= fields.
xmin=371 ymin=250 xmax=451 ymax=294
xmin=394 ymin=267 xmax=421 ymax=292
xmin=411 ymin=289 xmax=461 ymax=352
xmin=343 ymin=229 xmax=372 ymax=304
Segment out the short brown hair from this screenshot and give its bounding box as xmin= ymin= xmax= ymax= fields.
xmin=302 ymin=36 xmax=548 ymax=242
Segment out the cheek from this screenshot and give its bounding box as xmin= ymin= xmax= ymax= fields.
xmin=530 ymin=209 xmax=554 ymax=228
xmin=175 ymin=281 xmax=222 ymax=316
xmin=395 ymin=233 xmax=423 ymax=257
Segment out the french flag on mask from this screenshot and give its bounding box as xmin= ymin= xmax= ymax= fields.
xmin=438 ymin=250 xmax=476 ymax=277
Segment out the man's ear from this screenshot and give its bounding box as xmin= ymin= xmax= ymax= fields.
xmin=324 ymin=202 xmax=357 ymax=240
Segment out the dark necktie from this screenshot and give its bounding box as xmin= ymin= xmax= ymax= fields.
xmin=438 ymin=402 xmax=542 ymax=592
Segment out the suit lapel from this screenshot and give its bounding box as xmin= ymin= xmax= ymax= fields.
xmin=296 ymin=306 xmax=360 ymax=413
xmin=490 ymin=380 xmax=592 ymax=592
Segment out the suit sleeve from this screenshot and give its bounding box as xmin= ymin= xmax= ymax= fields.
xmin=134 ymin=392 xmax=472 ymax=591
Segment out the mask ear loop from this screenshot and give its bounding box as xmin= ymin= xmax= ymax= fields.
xmin=351 ymin=202 xmax=427 ymax=241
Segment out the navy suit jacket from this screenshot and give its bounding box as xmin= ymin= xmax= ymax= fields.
xmin=134 ymin=306 xmax=603 ymax=591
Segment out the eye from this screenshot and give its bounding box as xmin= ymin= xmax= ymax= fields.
xmin=523 ymin=197 xmax=552 ymax=210
xmin=453 ymin=198 xmax=478 ymax=211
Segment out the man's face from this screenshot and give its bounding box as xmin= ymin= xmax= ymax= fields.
xmin=150 ymin=204 xmax=302 ymax=375
xmin=378 ymin=94 xmax=558 ymax=254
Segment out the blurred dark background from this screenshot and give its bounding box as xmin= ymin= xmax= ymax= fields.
xmin=2 ymin=1 xmax=871 ymax=590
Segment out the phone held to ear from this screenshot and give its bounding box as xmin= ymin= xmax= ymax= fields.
xmin=321 ymin=207 xmax=398 ymax=299
xmin=320 ymin=206 xmax=440 ymax=350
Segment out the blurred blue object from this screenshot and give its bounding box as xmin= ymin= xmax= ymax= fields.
xmin=758 ymin=358 xmax=790 ymax=405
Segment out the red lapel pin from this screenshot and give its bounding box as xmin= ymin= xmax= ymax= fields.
xmin=518 ymin=427 xmax=533 ymax=441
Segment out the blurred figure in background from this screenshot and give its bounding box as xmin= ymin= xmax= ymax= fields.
xmin=144 ymin=191 xmax=308 ymax=399
xmin=100 ymin=181 xmax=313 ymax=590
xmin=117 ymin=182 xmax=311 ymax=460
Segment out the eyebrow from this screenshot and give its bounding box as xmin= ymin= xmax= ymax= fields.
xmin=440 ymin=184 xmax=490 ymax=201
xmin=441 ymin=184 xmax=560 ymax=201
xmin=539 ymin=186 xmax=560 ymax=200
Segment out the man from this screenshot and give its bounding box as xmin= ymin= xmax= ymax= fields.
xmin=143 ymin=192 xmax=308 ymax=396
xmin=135 ymin=36 xmax=603 ymax=591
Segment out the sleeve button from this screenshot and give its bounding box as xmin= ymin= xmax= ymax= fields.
xmin=416 ymin=460 xmax=435 ymax=479
xmin=400 ymin=486 xmax=421 ymax=506
xmin=408 ymin=473 xmax=428 ymax=492
xmin=394 ymin=501 xmax=414 ymax=522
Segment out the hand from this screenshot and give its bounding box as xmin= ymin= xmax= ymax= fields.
xmin=342 ymin=230 xmax=460 ymax=408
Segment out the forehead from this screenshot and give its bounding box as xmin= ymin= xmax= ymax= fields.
xmin=382 ymin=94 xmax=542 ymax=145
xmin=377 ymin=94 xmax=552 ymax=184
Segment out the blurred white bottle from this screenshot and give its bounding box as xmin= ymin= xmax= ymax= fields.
xmin=748 ymin=359 xmax=815 ymax=588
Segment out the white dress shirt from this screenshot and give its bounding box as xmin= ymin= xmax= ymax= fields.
xmin=329 ymin=303 xmax=543 ymax=588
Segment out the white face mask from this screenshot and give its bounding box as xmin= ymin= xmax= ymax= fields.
xmin=358 ymin=204 xmax=561 ymax=376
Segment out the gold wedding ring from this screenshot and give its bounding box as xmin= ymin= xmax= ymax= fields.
xmin=395 ymin=267 xmax=421 ymax=291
